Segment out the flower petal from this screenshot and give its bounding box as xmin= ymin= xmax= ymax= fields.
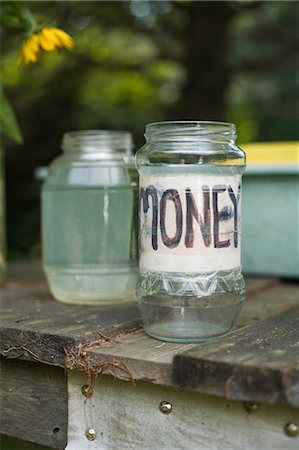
xmin=37 ymin=30 xmax=56 ymax=51
xmin=22 ymin=44 xmax=34 ymax=63
xmin=41 ymin=28 xmax=60 ymax=47
xmin=17 ymin=34 xmax=40 ymax=65
xmin=17 ymin=27 xmax=73 ymax=65
xmin=27 ymin=34 xmax=40 ymax=53
xmin=50 ymin=28 xmax=74 ymax=49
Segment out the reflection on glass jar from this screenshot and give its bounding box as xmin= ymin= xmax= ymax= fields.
xmin=42 ymin=130 xmax=138 ymax=305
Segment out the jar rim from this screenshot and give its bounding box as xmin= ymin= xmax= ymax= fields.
xmin=62 ymin=130 xmax=133 ymax=153
xmin=145 ymin=121 xmax=236 ymax=144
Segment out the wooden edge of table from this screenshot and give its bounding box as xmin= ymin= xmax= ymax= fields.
xmin=1 ymin=358 xmax=68 ymax=449
xmin=1 ymin=262 xmax=299 ymax=410
xmin=172 ymin=305 xmax=299 ymax=408
xmin=73 ymin=305 xmax=297 ymax=409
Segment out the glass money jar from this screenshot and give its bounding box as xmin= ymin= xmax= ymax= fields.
xmin=42 ymin=130 xmax=137 ymax=305
xmin=135 ymin=121 xmax=246 ymax=342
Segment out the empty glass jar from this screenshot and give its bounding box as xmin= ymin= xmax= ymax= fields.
xmin=42 ymin=130 xmax=137 ymax=304
xmin=135 ymin=121 xmax=246 ymax=342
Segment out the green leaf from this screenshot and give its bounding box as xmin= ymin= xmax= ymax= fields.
xmin=0 ymin=85 xmax=23 ymax=144
xmin=0 ymin=1 xmax=23 ymax=29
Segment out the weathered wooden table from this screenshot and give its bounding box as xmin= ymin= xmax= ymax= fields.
xmin=1 ymin=262 xmax=299 ymax=450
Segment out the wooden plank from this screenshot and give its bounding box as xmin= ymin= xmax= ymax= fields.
xmin=80 ymin=328 xmax=197 ymax=386
xmin=0 ymin=357 xmax=67 ymax=449
xmin=172 ymin=306 xmax=299 ymax=408
xmin=75 ymin=278 xmax=299 ymax=397
xmin=66 ymin=371 xmax=299 ymax=450
xmin=0 ymin=262 xmax=141 ymax=367
xmin=79 ymin=306 xmax=299 ymax=407
xmin=1 ymin=262 xmax=299 ymax=407
xmin=239 ymin=279 xmax=299 ymax=327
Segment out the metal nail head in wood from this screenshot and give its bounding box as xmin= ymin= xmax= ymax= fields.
xmin=284 ymin=422 xmax=299 ymax=437
xmin=85 ymin=428 xmax=96 ymax=441
xmin=81 ymin=384 xmax=91 ymax=397
xmin=159 ymin=401 xmax=172 ymax=414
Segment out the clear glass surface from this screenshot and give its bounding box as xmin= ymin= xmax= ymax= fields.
xmin=42 ymin=131 xmax=137 ymax=304
xmin=137 ymin=268 xmax=245 ymax=342
xmin=136 ymin=121 xmax=246 ymax=342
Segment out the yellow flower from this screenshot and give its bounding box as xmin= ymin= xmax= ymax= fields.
xmin=18 ymin=34 xmax=40 ymax=65
xmin=39 ymin=28 xmax=74 ymax=51
xmin=18 ymin=27 xmax=74 ymax=65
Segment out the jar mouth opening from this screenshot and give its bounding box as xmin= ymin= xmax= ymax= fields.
xmin=145 ymin=121 xmax=236 ymax=144
xmin=62 ymin=130 xmax=133 ymax=153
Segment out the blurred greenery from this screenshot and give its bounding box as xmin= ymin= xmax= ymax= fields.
xmin=0 ymin=0 xmax=298 ymax=258
xmin=0 ymin=84 xmax=23 ymax=145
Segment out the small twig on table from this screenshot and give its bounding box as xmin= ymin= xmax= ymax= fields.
xmin=2 ymin=345 xmax=59 ymax=366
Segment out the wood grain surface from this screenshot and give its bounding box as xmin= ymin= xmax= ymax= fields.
xmin=1 ymin=358 xmax=67 ymax=449
xmin=0 ymin=261 xmax=141 ymax=366
xmin=67 ymin=372 xmax=299 ymax=450
xmin=172 ymin=306 xmax=299 ymax=407
xmin=1 ymin=261 xmax=299 ymax=407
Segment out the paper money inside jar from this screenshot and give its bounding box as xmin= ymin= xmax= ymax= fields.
xmin=135 ymin=121 xmax=246 ymax=342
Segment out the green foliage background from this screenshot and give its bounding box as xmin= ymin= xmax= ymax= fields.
xmin=1 ymin=0 xmax=298 ymax=259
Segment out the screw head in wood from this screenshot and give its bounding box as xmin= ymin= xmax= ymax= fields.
xmin=243 ymin=401 xmax=259 ymax=413
xmin=81 ymin=384 xmax=92 ymax=397
xmin=85 ymin=428 xmax=96 ymax=441
xmin=284 ymin=422 xmax=299 ymax=437
xmin=159 ymin=400 xmax=172 ymax=414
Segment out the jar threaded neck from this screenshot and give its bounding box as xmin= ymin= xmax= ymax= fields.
xmin=62 ymin=130 xmax=133 ymax=154
xmin=145 ymin=121 xmax=236 ymax=145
